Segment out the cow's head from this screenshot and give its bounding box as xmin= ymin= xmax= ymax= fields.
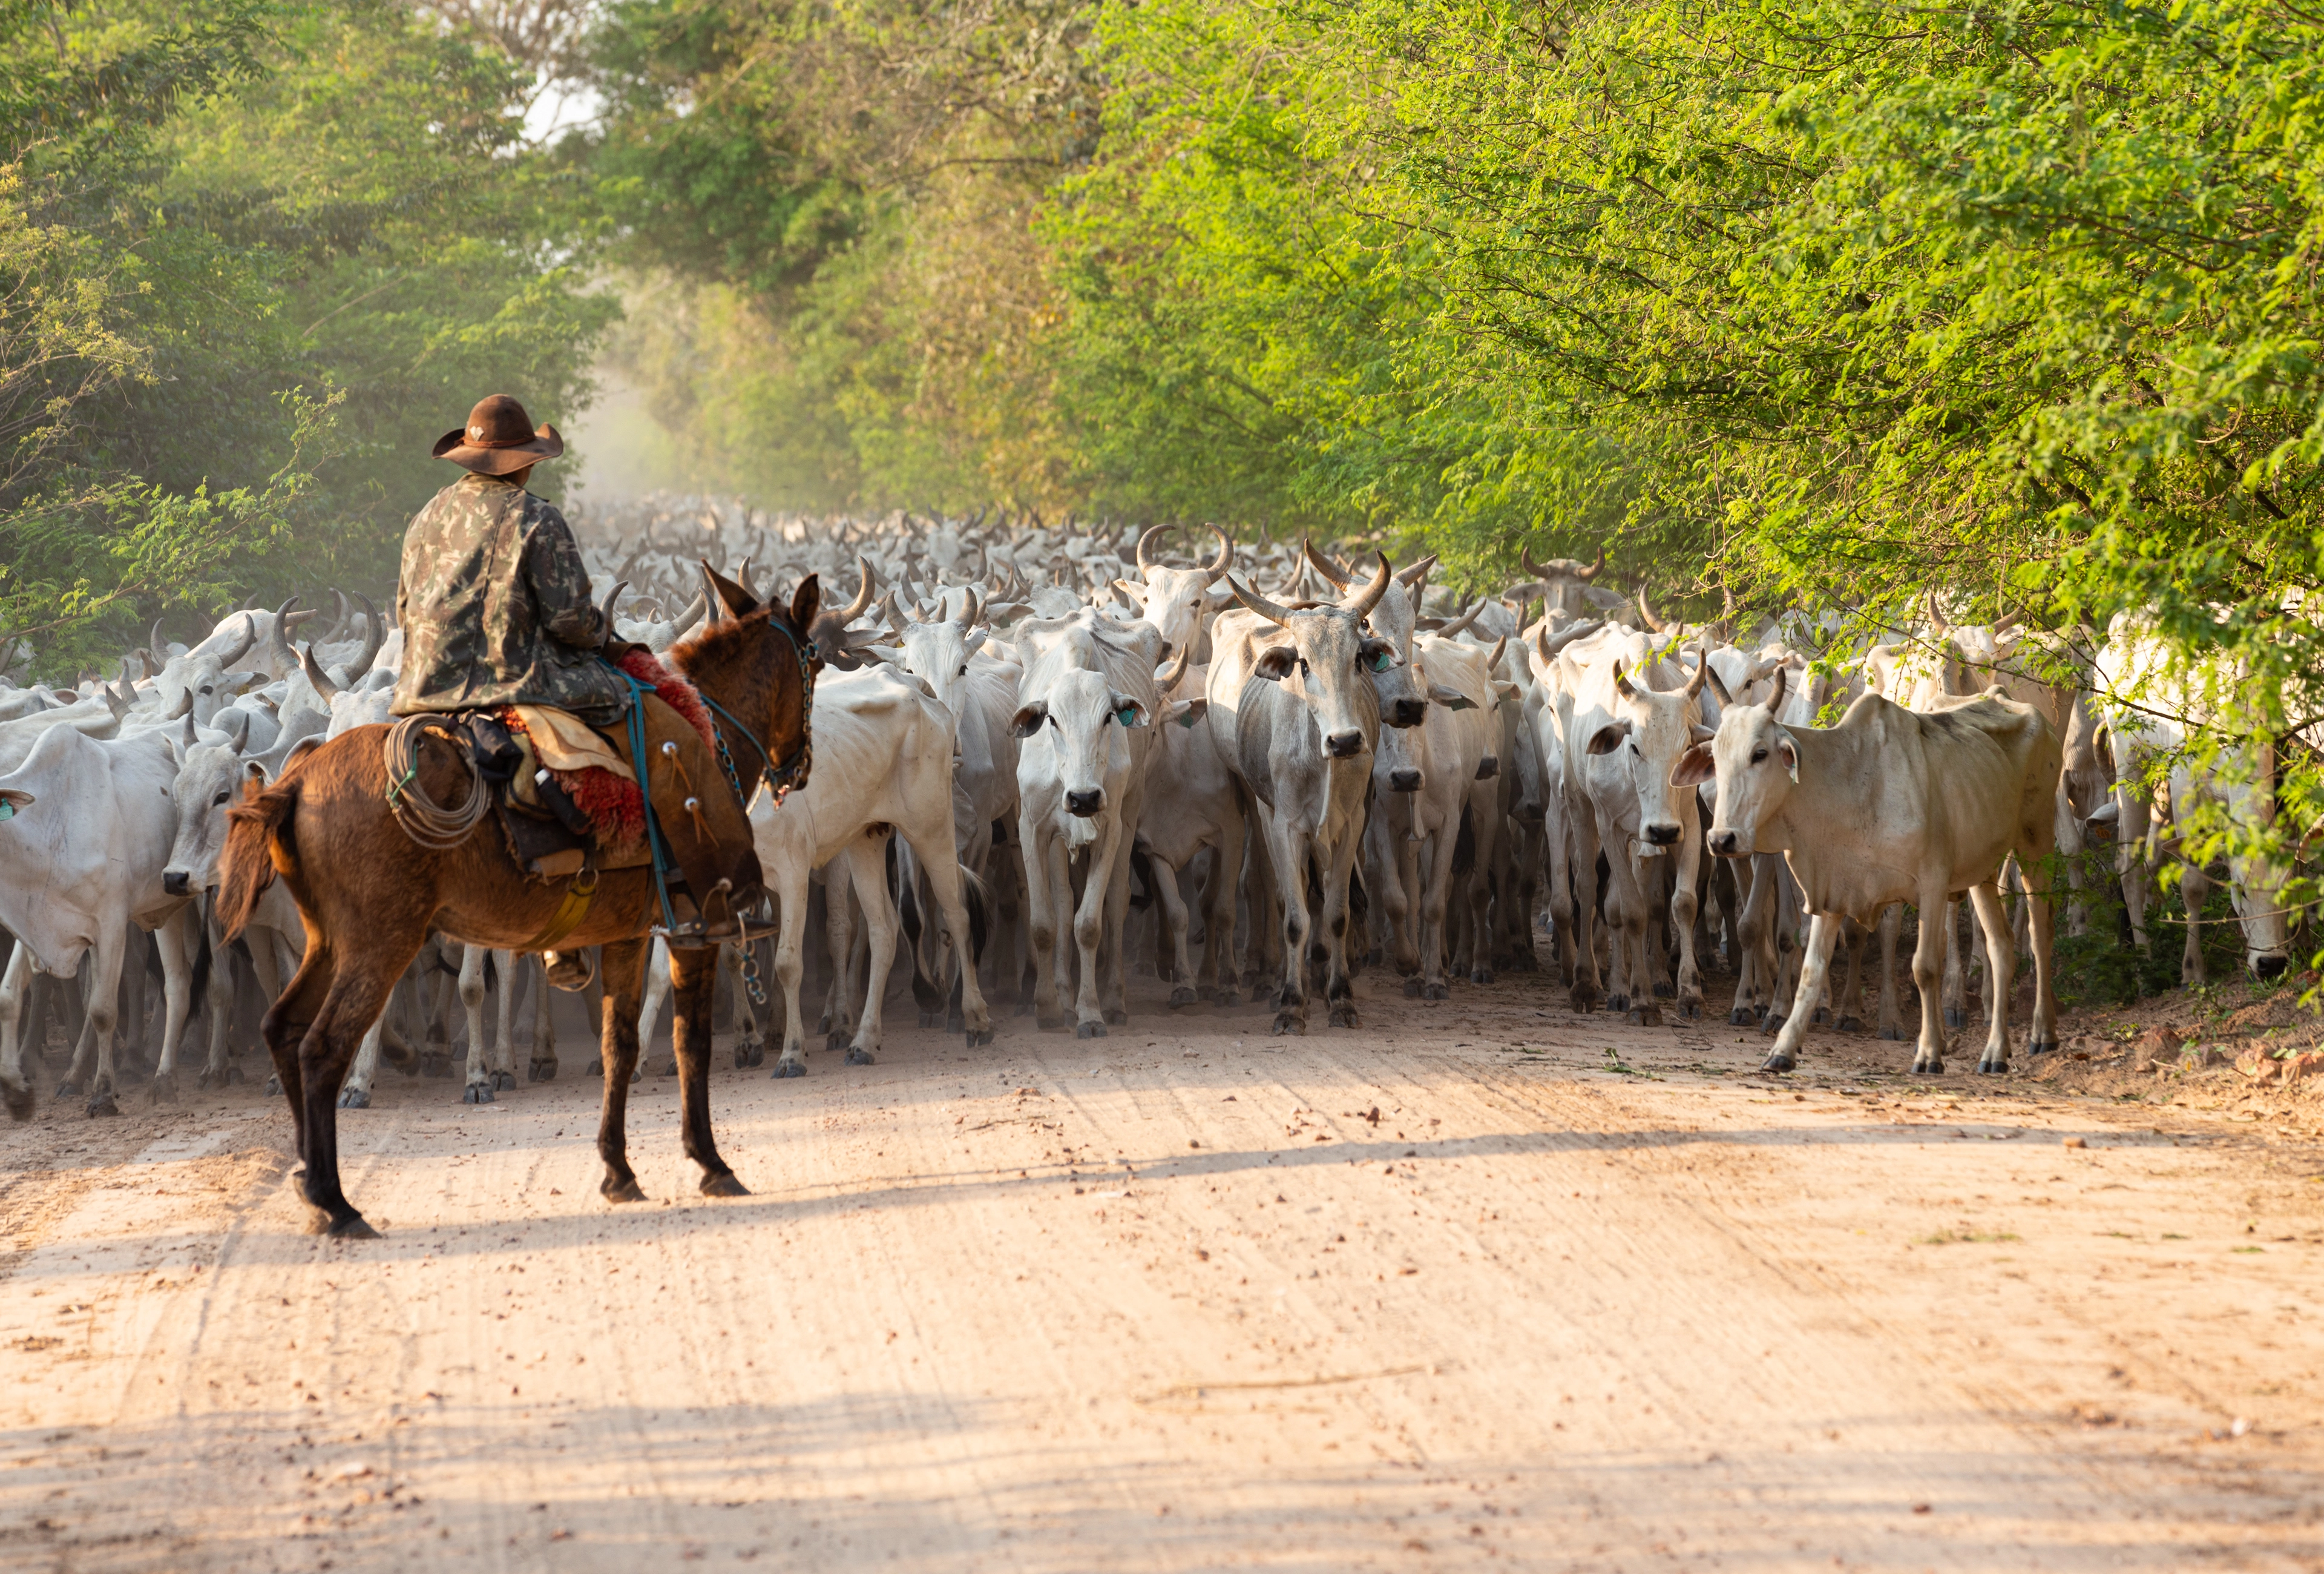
xmin=1299 ymin=541 xmax=1440 ymax=728
xmin=1227 ymin=553 xmax=1394 ymax=762
xmin=1586 ymin=650 xmax=1710 ymax=849
xmin=162 ymin=720 xmax=255 ymax=897
xmin=1673 ymin=665 xmax=1796 ymax=857
xmin=884 ymin=585 xmax=990 ymax=723
xmin=1117 ymin=525 xmax=1233 ymax=664
xmin=1517 ymin=544 xmax=1618 ymax=621
xmin=1012 ymin=669 xmax=1148 ymax=820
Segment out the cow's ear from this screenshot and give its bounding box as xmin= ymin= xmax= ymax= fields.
xmin=1358 ymin=637 xmax=1397 ymax=673
xmin=1586 ymin=720 xmax=1631 ymax=756
xmin=1112 ymin=578 xmax=1147 ymax=605
xmin=1111 ymin=694 xmax=1151 ymax=728
xmin=1670 ymin=742 xmax=1716 ymax=787
xmin=0 ymin=786 xmax=33 ymax=814
xmin=1009 ymin=701 xmax=1049 ymax=739
xmin=1254 ymin=645 xmax=1298 ymax=681
xmin=1169 ymin=697 xmax=1208 ymax=729
xmin=1776 ymin=732 xmax=1800 ymax=783
xmin=789 ymin=573 xmax=821 ymax=633
xmin=1429 ymin=683 xmax=1476 ymax=711
xmin=1690 ymin=723 xmax=1716 ymax=743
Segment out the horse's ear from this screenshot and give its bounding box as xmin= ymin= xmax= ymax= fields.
xmin=701 ymin=560 xmax=760 ymax=622
xmin=789 ymin=573 xmax=821 ymax=632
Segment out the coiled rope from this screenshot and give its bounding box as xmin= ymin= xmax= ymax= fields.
xmin=382 ymin=714 xmax=490 ymax=851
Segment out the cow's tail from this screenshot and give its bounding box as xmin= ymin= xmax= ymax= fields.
xmin=958 ymin=863 xmax=990 ymax=966
xmin=218 ymin=775 xmax=298 ymax=943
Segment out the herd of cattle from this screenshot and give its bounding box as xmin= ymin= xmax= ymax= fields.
xmin=0 ymin=492 xmax=2297 ymax=1118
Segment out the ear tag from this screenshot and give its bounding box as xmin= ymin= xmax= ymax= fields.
xmin=1370 ymin=650 xmax=1393 ymax=673
xmin=1177 ymin=710 xmax=1199 ymax=729
xmin=0 ymin=800 xmax=13 ymax=822
xmin=1446 ymin=696 xmax=1476 ymax=711
xmin=1117 ymin=706 xmax=1140 ymax=728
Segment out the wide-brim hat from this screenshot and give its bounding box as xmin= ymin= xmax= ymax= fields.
xmin=433 ymin=394 xmax=563 ymax=475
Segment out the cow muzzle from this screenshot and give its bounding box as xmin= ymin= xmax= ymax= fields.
xmin=1707 ymin=829 xmax=1745 ymax=858
xmin=162 ymin=869 xmax=190 ymax=897
xmin=2253 ymin=952 xmax=2290 ymax=981
xmin=1643 ymin=822 xmax=1681 ymax=847
xmin=1324 ymin=729 xmax=1366 ymax=759
xmin=1388 ymin=768 xmax=1422 ymax=794
xmin=1065 ymin=789 xmax=1106 ymax=818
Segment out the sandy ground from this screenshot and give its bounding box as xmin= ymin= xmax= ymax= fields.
xmin=4 ymin=961 xmax=2323 ymax=1573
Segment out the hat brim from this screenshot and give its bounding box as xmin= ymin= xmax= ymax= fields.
xmin=433 ymin=424 xmax=563 ymax=473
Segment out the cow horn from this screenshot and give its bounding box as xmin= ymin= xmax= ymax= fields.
xmin=1204 ymin=524 xmax=1233 ymax=582
xmin=328 ymin=588 xmax=351 ymax=643
xmin=1344 ymin=552 xmax=1393 ymax=621
xmin=600 ymin=580 xmax=629 ymax=624
xmin=737 ymin=559 xmax=758 ymax=602
xmin=1520 ymin=544 xmax=1551 ymax=579
xmin=224 ymin=709 xmax=250 ymax=753
xmin=1574 ymin=545 xmax=1605 ymax=582
xmin=1225 ymin=576 xmax=1296 ymax=628
xmin=1135 ymin=523 xmax=1169 ymax=573
xmin=280 ymin=606 xmax=319 ymax=634
xmin=1395 ymin=553 xmax=1439 ymax=589
xmin=180 ymin=711 xmax=199 ymax=751
xmin=1925 ymin=588 xmax=1949 ymax=636
xmin=1154 ymin=636 xmax=1195 ymax=694
xmin=879 ymin=591 xmax=908 ymax=634
xmin=1993 ymin=609 xmax=2022 ymax=636
xmin=349 ymin=593 xmax=384 ymax=677
xmin=671 ymin=591 xmax=708 ymax=640
xmin=834 ymin=556 xmax=878 ymax=623
xmin=1301 ymin=537 xmax=1352 ymax=589
xmin=1538 ymin=617 xmax=1603 ymax=659
xmin=1613 ymin=661 xmax=1637 ymax=700
xmin=149 ymin=617 xmax=171 ymax=665
xmin=700 ymin=563 xmax=728 ymax=624
xmin=1765 ymin=664 xmax=1788 ymax=715
xmin=959 ymin=586 xmax=980 ymax=628
xmin=213 ymin=614 xmax=257 ymax=668
xmin=1685 ymin=642 xmax=1710 ymax=697
xmin=1486 ymin=634 xmax=1508 ymax=675
xmin=1703 ymin=660 xmax=1734 ymax=706
xmin=1431 ymin=598 xmax=1486 ymax=639
xmin=1636 ymin=587 xmax=1669 ymax=634
xmin=301 ymin=643 xmax=341 ymax=702
xmin=165 ymin=687 xmax=194 ymax=720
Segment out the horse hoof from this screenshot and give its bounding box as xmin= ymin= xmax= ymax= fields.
xmin=491 ymin=1070 xmax=517 ymax=1092
xmin=1836 ymin=1016 xmax=1863 ymax=1033
xmin=1105 ymin=1009 xmax=1129 ymax=1026
xmin=1075 ymin=1021 xmax=1106 ymax=1039
xmin=700 ymin=1171 xmax=750 ymax=1198
xmin=2027 ymin=1036 xmax=2059 ymax=1057
xmin=1759 ymin=1053 xmax=1796 ymax=1074
xmin=85 ymin=1092 xmax=119 ymax=1118
xmin=462 ymin=1082 xmax=494 ymax=1105
xmin=1943 ymin=1009 xmax=1968 ymax=1030
xmin=772 ymin=1059 xmax=806 ymax=1079
xmin=845 ymin=1047 xmax=876 ymax=1065
xmin=1728 ymin=1007 xmax=1754 ymax=1027
xmin=1270 ymin=1013 xmax=1305 ymax=1036
xmin=530 ymin=1059 xmax=557 ymax=1082
xmin=1168 ymin=987 xmax=1196 ymax=1007
xmin=602 ymin=1176 xmax=648 ymax=1204
xmin=338 ymin=1086 xmax=371 ymax=1110
xmin=318 ymin=1213 xmax=379 ymax=1240
xmin=149 ymin=1072 xmax=178 ymax=1104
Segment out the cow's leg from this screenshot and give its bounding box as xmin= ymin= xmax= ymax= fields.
xmin=1151 ymin=856 xmax=1198 ymax=1007
xmin=72 ymin=923 xmax=131 ymax=1116
xmin=1069 ymin=819 xmax=1123 ymax=1037
xmin=1938 ymin=899 xmax=1971 ymax=1029
xmin=1732 ymin=857 xmax=1771 ymax=1024
xmin=641 ymin=934 xmax=677 ymax=1074
xmin=1601 ymin=848 xmax=1655 ymax=1023
xmin=1201 ymin=808 xmax=1244 ymax=1006
xmin=1827 ymin=918 xmax=1865 ymax=1031
xmin=839 ymin=839 xmax=897 ymax=1064
xmin=770 ymin=872 xmax=812 ymax=1077
xmin=1245 ymin=821 xmax=1284 ymax=991
xmin=2021 ymin=866 xmax=2061 ymax=1058
xmin=1415 ymin=823 xmax=1456 ymax=1001
xmin=1876 ymin=902 xmax=1905 ymax=1040
xmin=1543 ymin=801 xmax=1577 ymax=986
xmin=197 ymin=917 xmax=240 ymax=1090
xmin=1265 ymin=818 xmax=1315 ymax=1035
xmin=594 ymin=936 xmax=652 ymax=1202
xmin=1905 ymin=883 xmax=1951 ymax=1074
xmin=0 ymin=941 xmax=34 ymax=1119
xmin=1100 ymin=810 xmax=1140 ymax=1026
xmin=1761 ymin=912 xmax=1841 ymax=1073
xmin=1465 ymin=789 xmax=1502 ymax=986
xmin=458 ymin=944 xmax=496 ymax=1104
xmin=489 ymin=949 xmax=518 ymax=1090
xmin=666 ymin=940 xmax=745 ymax=1196
xmin=727 ymin=943 xmax=759 ymax=1070
xmin=1320 ymin=823 xmax=1365 ymax=1030
xmin=1564 ymin=802 xmax=1606 ymax=1012
xmin=146 ymin=905 xmax=199 ymax=1102
xmin=1670 ymin=822 xmax=1705 ymax=1020
xmin=2178 ymin=858 xmax=2211 ymax=986
xmin=1766 ymin=866 xmax=1805 ymax=1033
xmin=340 ymin=1018 xmax=385 ymax=1110
xmin=528 ymin=953 xmax=560 ymax=1081
xmin=1018 ymin=813 xmax=1065 ymax=1030
xmin=822 ymin=875 xmax=862 ymax=1050
xmin=1966 ymin=881 xmax=2017 ymax=1073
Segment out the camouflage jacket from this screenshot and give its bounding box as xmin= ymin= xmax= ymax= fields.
xmin=390 ymin=473 xmax=629 ymax=723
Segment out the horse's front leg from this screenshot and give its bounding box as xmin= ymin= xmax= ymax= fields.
xmin=595 ymin=937 xmax=651 ymax=1203
xmin=669 ymin=941 xmax=747 ymax=1196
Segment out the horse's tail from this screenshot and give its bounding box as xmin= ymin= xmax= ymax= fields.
xmin=219 ymin=773 xmax=300 ymax=943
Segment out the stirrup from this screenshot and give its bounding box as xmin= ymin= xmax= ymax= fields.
xmin=543 ymin=949 xmax=594 ymax=992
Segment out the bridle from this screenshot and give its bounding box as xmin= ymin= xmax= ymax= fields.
xmin=699 ymin=613 xmax=816 ymax=807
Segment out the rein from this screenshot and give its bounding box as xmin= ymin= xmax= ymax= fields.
xmin=694 ymin=615 xmax=816 ymax=808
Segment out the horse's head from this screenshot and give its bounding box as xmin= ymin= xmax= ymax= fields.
xmin=669 ymin=562 xmax=821 ymax=799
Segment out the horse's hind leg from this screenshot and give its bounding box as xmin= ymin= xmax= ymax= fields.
xmin=670 ymin=940 xmax=747 ymax=1197
xmin=595 ymin=937 xmax=651 ymax=1204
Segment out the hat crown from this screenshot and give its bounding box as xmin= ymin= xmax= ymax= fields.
xmin=464 ymin=394 xmax=537 ymax=450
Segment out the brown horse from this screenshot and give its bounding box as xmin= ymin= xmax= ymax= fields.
xmin=218 ymin=566 xmax=838 ymax=1237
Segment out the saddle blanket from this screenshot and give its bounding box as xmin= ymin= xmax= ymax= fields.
xmin=499 ymin=647 xmax=714 ymax=853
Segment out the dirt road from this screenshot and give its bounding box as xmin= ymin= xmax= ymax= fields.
xmin=3 ymin=970 xmax=2322 ymax=1572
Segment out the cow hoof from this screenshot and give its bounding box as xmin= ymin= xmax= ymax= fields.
xmin=1759 ymin=1052 xmax=1796 ymax=1073
xmin=1195 ymin=985 xmax=1219 ymax=1003
xmin=1422 ymin=983 xmax=1450 ymax=1001
xmin=420 ymin=1055 xmax=452 ymax=1079
xmin=1728 ymin=1007 xmax=1754 ymax=1027
xmin=337 ymin=1085 xmax=371 ymax=1110
xmin=1943 ymin=1009 xmax=1968 ymax=1030
xmin=85 ymin=1092 xmax=120 ymax=1118
xmin=1242 ymin=969 xmax=1265 ymax=989
xmin=773 ymin=1059 xmax=807 ymax=1079
xmin=631 ymin=1065 xmax=643 ymax=1084
xmin=1836 ymin=1016 xmax=1863 ymax=1033
xmin=530 ymin=1058 xmax=557 ymax=1082
xmin=2027 ymin=1035 xmax=2060 ymax=1057
xmin=1652 ymin=981 xmax=1674 ymax=999
xmin=264 ymin=1075 xmax=281 ymax=1096
xmin=1168 ymin=986 xmax=1196 ymax=1007
xmin=1761 ymin=1013 xmax=1786 ymax=1036
xmin=1075 ymin=1022 xmax=1107 ymax=1039
xmin=54 ymin=1077 xmax=79 ymax=1098
xmin=462 ymin=1082 xmax=494 ymax=1105
xmin=149 ymin=1072 xmax=178 ymax=1104
xmin=197 ymin=1067 xmax=222 ymax=1090
xmin=1626 ymin=1006 xmax=1663 ymax=1027
xmin=1013 ymin=1000 xmax=1035 ymax=1018
xmin=491 ymin=1070 xmax=517 ymax=1092
xmin=584 ymin=1058 xmax=602 ymax=1077
xmin=919 ymin=1011 xmax=942 ymax=1029
xmin=701 ymin=1170 xmax=750 ymax=1198
xmin=1879 ymin=1028 xmax=1905 ymax=1042
xmin=1911 ymin=1055 xmax=1945 ymax=1075
xmin=3 ymin=1084 xmax=30 ymax=1121
xmin=1678 ymin=998 xmax=1702 ymax=1021
xmin=1977 ymin=1057 xmax=2008 ymax=1075
xmin=747 ymin=1045 xmax=765 ymax=1067
xmin=1403 ymin=976 xmax=1422 ymax=998
xmin=965 ymin=1028 xmax=995 ymax=1048
xmin=1606 ymin=993 xmax=1629 ymax=1013
xmin=1105 ymin=1008 xmax=1129 ymax=1026
xmin=733 ymin=1045 xmax=750 ymax=1070
xmin=602 ymin=1175 xmax=648 ymax=1204
xmin=317 ymin=1213 xmax=379 ymax=1240
xmin=845 ymin=1046 xmax=876 ymax=1065
xmin=1569 ymin=986 xmax=1602 ymax=1014
xmin=1811 ymin=1007 xmax=1831 ymax=1025
xmin=1329 ymin=1006 xmax=1361 ymax=1029
xmin=1270 ymin=1013 xmax=1305 ymax=1036
xmin=1470 ymin=968 xmax=1494 ymax=986
xmin=826 ymin=1033 xmax=852 ymax=1055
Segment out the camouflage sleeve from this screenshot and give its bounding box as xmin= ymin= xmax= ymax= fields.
xmin=522 ymin=505 xmax=606 ymax=650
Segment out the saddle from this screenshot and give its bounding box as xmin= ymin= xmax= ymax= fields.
xmin=431 ymin=649 xmax=763 ymax=940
